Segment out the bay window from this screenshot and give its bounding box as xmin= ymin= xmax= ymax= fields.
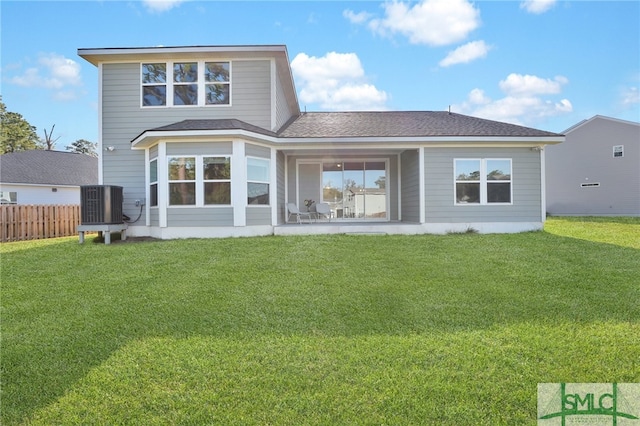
xmin=455 ymin=159 xmax=512 ymax=205
xmin=150 ymin=158 xmax=158 ymax=207
xmin=203 ymin=157 xmax=231 ymax=205
xmin=247 ymin=157 xmax=270 ymax=205
xmin=166 ymin=156 xmax=231 ymax=206
xmin=168 ymin=157 xmax=196 ymax=205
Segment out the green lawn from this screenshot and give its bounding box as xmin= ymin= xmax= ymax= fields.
xmin=1 ymin=217 xmax=639 ymax=425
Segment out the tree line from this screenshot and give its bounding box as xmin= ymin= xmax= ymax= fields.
xmin=0 ymin=96 xmax=97 ymax=157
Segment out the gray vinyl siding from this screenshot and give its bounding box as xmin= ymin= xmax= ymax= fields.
xmin=166 ymin=142 xmax=232 ymax=156
xmin=149 ymin=145 xmax=158 ymax=159
xmin=546 ymin=117 xmax=640 ymax=216
xmin=400 ymin=150 xmax=420 ymax=222
xmin=245 ymin=143 xmax=270 ymax=158
xmin=424 ymin=147 xmax=542 ymax=223
xmin=101 ymin=61 xmax=272 ymax=226
xmin=275 ymin=71 xmax=295 ymax=131
xmin=167 ymin=208 xmax=233 ymax=227
xmin=246 ymin=207 xmax=271 ymax=225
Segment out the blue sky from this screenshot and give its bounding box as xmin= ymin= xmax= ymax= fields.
xmin=1 ymin=0 xmax=639 ymax=149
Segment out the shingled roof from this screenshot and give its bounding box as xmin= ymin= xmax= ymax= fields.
xmin=146 ymin=119 xmax=278 ymax=138
xmin=278 ymin=111 xmax=562 ymax=138
xmin=136 ymin=112 xmax=561 ymax=143
xmin=0 ymin=150 xmax=98 ymax=186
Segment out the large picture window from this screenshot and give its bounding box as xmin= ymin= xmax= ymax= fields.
xmin=455 ymin=159 xmax=512 ymax=205
xmin=203 ymin=157 xmax=231 ymax=205
xmin=247 ymin=157 xmax=270 ymax=205
xmin=168 ymin=157 xmax=196 ymax=205
xmin=166 ymin=156 xmax=231 ymax=206
xmin=142 ymin=61 xmax=230 ymax=107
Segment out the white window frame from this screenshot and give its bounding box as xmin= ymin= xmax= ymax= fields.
xmin=141 ymin=60 xmax=231 ymax=108
xmin=149 ymin=157 xmax=158 ymax=207
xmin=141 ymin=63 xmax=167 ymax=107
xmin=202 ymin=156 xmax=232 ymax=206
xmin=246 ymin=156 xmax=270 ymax=206
xmin=454 ymin=158 xmax=513 ymax=206
xmin=167 ymin=156 xmax=197 ymax=207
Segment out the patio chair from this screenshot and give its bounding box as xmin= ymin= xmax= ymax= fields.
xmin=314 ymin=202 xmax=333 ymax=221
xmin=287 ymin=203 xmax=313 ymax=223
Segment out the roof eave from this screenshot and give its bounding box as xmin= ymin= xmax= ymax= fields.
xmin=132 ymin=131 xmax=564 ymax=149
xmin=78 ymin=44 xmax=289 ymax=66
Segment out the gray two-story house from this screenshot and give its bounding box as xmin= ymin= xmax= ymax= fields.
xmin=546 ymin=115 xmax=640 ymax=216
xmin=79 ymin=44 xmax=564 ymax=239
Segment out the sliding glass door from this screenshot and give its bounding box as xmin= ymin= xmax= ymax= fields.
xmin=322 ymin=161 xmax=387 ymax=220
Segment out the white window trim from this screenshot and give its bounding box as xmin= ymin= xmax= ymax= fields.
xmin=167 ymin=155 xmax=232 ymax=208
xmin=246 ymin=156 xmax=271 ymax=207
xmin=454 ymin=158 xmax=513 ymax=206
xmin=149 ymin=157 xmax=158 ymax=208
xmin=141 ymin=60 xmax=232 ymax=108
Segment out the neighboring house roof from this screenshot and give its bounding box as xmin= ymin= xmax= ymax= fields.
xmin=0 ymin=150 xmax=98 ymax=186
xmin=132 ymin=111 xmax=562 ymax=147
xmin=562 ymin=114 xmax=640 ymax=134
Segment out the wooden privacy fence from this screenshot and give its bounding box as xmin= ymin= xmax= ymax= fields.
xmin=1 ymin=204 xmax=82 ymax=242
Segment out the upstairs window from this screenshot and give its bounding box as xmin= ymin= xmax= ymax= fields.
xmin=455 ymin=159 xmax=512 ymax=205
xmin=205 ymin=62 xmax=230 ymax=105
xmin=142 ymin=63 xmax=167 ymax=106
xmin=142 ymin=61 xmax=230 ymax=107
xmin=173 ymin=62 xmax=198 ymax=106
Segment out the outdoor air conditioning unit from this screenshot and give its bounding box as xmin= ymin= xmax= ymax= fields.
xmin=80 ymin=185 xmax=124 ymax=225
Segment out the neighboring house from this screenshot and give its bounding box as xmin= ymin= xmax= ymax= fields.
xmin=0 ymin=150 xmax=98 ymax=204
xmin=546 ymin=115 xmax=640 ymax=216
xmin=78 ymin=44 xmax=564 ymax=239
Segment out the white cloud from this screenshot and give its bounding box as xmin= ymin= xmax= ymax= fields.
xmin=620 ymin=86 xmax=640 ymax=107
xmin=142 ymin=0 xmax=184 ymax=13
xmin=439 ymin=40 xmax=491 ymax=67
xmin=9 ymin=53 xmax=82 ymax=100
xmin=291 ymin=52 xmax=388 ymax=111
xmin=453 ymin=73 xmax=572 ymax=125
xmin=499 ymin=73 xmax=568 ymax=96
xmin=343 ymin=9 xmax=373 ymax=24
xmin=520 ymin=0 xmax=556 ymax=14
xmin=368 ymin=0 xmax=480 ymax=46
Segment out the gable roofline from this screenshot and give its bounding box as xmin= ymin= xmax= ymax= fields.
xmin=563 ymin=114 xmax=640 ymax=133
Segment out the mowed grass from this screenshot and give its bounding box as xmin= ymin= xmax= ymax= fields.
xmin=1 ymin=217 xmax=638 ymax=425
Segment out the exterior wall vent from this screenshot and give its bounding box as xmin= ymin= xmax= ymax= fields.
xmin=613 ymin=145 xmax=624 ymax=158
xmin=80 ymin=185 xmax=124 ymax=225
xmin=580 ymin=182 xmax=601 ymax=188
